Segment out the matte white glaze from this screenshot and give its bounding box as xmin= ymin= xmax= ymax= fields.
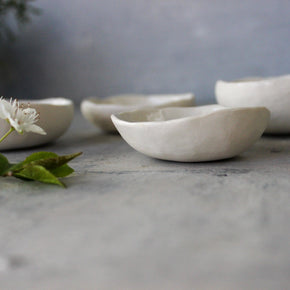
xmin=215 ymin=75 xmax=290 ymax=134
xmin=0 ymin=98 xmax=74 ymax=150
xmin=81 ymin=93 xmax=195 ymax=132
xmin=111 ymin=105 xmax=270 ymax=162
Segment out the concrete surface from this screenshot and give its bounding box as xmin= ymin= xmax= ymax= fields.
xmin=0 ymin=112 xmax=289 ymax=289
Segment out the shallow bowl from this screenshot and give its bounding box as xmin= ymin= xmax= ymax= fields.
xmin=81 ymin=93 xmax=195 ymax=132
xmin=215 ymin=75 xmax=290 ymax=134
xmin=111 ymin=105 xmax=270 ymax=162
xmin=0 ymin=98 xmax=74 ymax=150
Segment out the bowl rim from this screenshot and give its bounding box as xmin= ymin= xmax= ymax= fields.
xmin=82 ymin=93 xmax=195 ymax=107
xmin=216 ymin=74 xmax=290 ymax=85
xmin=17 ymin=97 xmax=74 ymax=106
xmin=111 ymin=105 xmax=270 ymax=126
xmin=1 ymin=97 xmax=73 ymax=106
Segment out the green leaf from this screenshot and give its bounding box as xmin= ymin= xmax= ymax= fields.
xmin=10 ymin=152 xmax=82 ymax=173
xmin=22 ymin=152 xmax=58 ymax=163
xmin=2 ymin=151 xmax=82 ymax=187
xmin=10 ymin=152 xmax=57 ymax=172
xmin=9 ymin=152 xmax=58 ymax=172
xmin=50 ymin=164 xmax=74 ymax=178
xmin=0 ymin=153 xmax=11 ymax=175
xmin=13 ymin=165 xmax=65 ymax=187
xmin=31 ymin=152 xmax=82 ymax=170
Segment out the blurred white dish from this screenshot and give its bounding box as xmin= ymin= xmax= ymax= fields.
xmin=215 ymin=75 xmax=290 ymax=134
xmin=0 ymin=98 xmax=74 ymax=150
xmin=81 ymin=93 xmax=195 ymax=132
xmin=111 ymin=105 xmax=270 ymax=162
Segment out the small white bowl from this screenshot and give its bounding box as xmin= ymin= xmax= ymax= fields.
xmin=215 ymin=75 xmax=290 ymax=134
xmin=111 ymin=105 xmax=270 ymax=162
xmin=81 ymin=93 xmax=195 ymax=132
xmin=0 ymin=98 xmax=74 ymax=150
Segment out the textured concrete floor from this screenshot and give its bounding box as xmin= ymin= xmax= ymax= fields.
xmin=0 ymin=112 xmax=289 ymax=290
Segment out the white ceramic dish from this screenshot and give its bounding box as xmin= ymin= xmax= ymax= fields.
xmin=81 ymin=93 xmax=195 ymax=132
xmin=111 ymin=105 xmax=270 ymax=162
xmin=0 ymin=98 xmax=74 ymax=150
xmin=215 ymin=75 xmax=290 ymax=134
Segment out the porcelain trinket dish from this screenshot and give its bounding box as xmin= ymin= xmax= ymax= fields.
xmin=215 ymin=75 xmax=290 ymax=134
xmin=0 ymin=98 xmax=74 ymax=150
xmin=111 ymin=105 xmax=270 ymax=162
xmin=81 ymin=93 xmax=195 ymax=132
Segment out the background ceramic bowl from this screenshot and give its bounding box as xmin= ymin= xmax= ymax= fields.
xmin=81 ymin=93 xmax=195 ymax=132
xmin=215 ymin=75 xmax=290 ymax=134
xmin=0 ymin=98 xmax=74 ymax=150
xmin=111 ymin=105 xmax=270 ymax=162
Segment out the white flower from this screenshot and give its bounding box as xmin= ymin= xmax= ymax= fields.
xmin=0 ymin=98 xmax=46 ymax=135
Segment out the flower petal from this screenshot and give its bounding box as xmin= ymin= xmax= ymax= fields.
xmin=24 ymin=124 xmax=47 ymax=135
xmin=0 ymin=104 xmax=6 ymax=119
xmin=1 ymin=98 xmax=46 ymax=136
xmin=0 ymin=99 xmax=11 ymax=119
xmin=8 ymin=117 xmax=22 ymax=133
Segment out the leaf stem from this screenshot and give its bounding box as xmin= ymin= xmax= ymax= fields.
xmin=0 ymin=127 xmax=15 ymax=143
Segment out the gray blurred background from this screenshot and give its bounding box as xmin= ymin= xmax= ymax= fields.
xmin=0 ymin=0 xmax=289 ymax=105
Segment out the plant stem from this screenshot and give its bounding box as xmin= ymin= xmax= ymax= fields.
xmin=0 ymin=127 xmax=14 ymax=143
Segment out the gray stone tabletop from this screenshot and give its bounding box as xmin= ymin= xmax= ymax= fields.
xmin=0 ymin=111 xmax=289 ymax=290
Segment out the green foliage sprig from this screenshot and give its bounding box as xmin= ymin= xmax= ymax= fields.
xmin=0 ymin=0 xmax=40 ymax=41
xmin=0 ymin=152 xmax=82 ymax=187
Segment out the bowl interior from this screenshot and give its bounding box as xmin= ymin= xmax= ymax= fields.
xmin=87 ymin=93 xmax=194 ymax=107
xmin=19 ymin=97 xmax=73 ymax=106
xmin=116 ymin=105 xmax=225 ymax=123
